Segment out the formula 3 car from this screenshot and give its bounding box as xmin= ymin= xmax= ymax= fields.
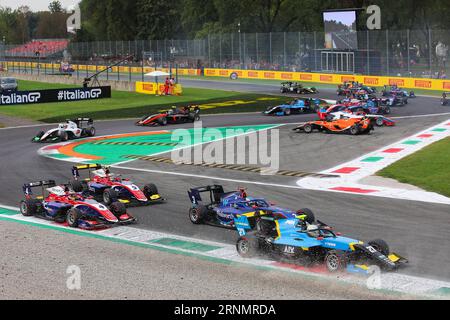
xmin=280 ymin=82 xmax=318 ymax=94
xmin=136 ymin=105 xmax=200 ymax=126
xmin=382 ymin=85 xmax=415 ymax=98
xmin=328 ymin=111 xmax=395 ymax=127
xmin=32 ymin=118 xmax=95 ymax=143
xmin=235 ymin=211 xmax=408 ymax=273
xmin=380 ymin=92 xmax=409 ymax=107
xmin=264 ymin=98 xmax=321 ymax=116
xmin=70 ymin=164 xmax=164 ymax=206
xmin=293 ymin=116 xmax=374 ymax=135
xmin=187 ymin=185 xmax=302 ymax=229
xmin=20 ymin=180 xmax=136 ymax=229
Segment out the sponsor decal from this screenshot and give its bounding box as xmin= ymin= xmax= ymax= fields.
xmin=248 ymin=71 xmax=259 ymax=78
xmin=389 ymin=79 xmax=405 ymax=86
xmin=206 ymin=69 xmax=217 ymax=76
xmin=0 ymin=87 xmax=110 ymax=105
xmin=264 ymin=72 xmax=275 ymax=79
xmin=364 ymin=77 xmax=379 ymax=85
xmin=341 ymin=76 xmax=355 ymax=82
xmin=281 ymin=73 xmax=293 ymax=80
xmin=415 ymin=80 xmax=432 ymax=88
xmin=443 ymin=82 xmax=450 ymax=90
xmin=219 ymin=70 xmax=229 ymax=76
xmin=300 ymin=74 xmax=313 ymax=81
xmin=143 ymin=83 xmax=154 ymax=91
xmin=320 ymin=75 xmax=333 ymax=82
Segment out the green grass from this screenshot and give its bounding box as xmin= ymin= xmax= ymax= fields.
xmin=378 ymin=137 xmax=450 ymax=197
xmin=0 ymin=80 xmax=288 ymax=123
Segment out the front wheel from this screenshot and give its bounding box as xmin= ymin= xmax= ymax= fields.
xmin=158 ymin=117 xmax=168 ymax=126
xmin=236 ymin=236 xmax=259 ymax=258
xmin=303 ymin=124 xmax=313 ymax=134
xmin=376 ymin=117 xmax=384 ymax=127
xmin=103 ymin=188 xmax=118 ymax=205
xmin=143 ymin=183 xmax=158 ymax=198
xmin=110 ymin=202 xmax=127 ymax=218
xmin=349 ymin=126 xmax=359 ymax=135
xmin=369 ymin=239 xmax=390 ymax=257
xmin=59 ymin=131 xmax=69 ymax=141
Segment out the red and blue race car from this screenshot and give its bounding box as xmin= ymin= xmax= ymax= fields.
xmin=70 ymin=164 xmax=164 ymax=206
xmin=20 ymin=180 xmax=136 ymax=230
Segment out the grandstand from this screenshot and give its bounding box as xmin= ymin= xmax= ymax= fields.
xmin=6 ymin=39 xmax=69 ymax=58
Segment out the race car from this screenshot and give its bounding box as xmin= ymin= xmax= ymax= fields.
xmin=337 ymin=82 xmax=376 ymax=96
xmin=264 ymin=98 xmax=321 ymax=116
xmin=328 ymin=111 xmax=395 ymax=127
xmin=187 ymin=185 xmax=301 ymax=229
xmin=442 ymin=92 xmax=449 ymax=106
xmin=380 ymin=91 xmax=409 ymax=106
xmin=20 ymin=180 xmax=136 ymax=229
xmin=59 ymin=62 xmax=75 ymax=74
xmin=235 ymin=210 xmax=408 ymax=273
xmin=382 ymin=85 xmax=415 ymax=98
xmin=280 ymin=82 xmax=318 ymax=94
xmin=136 ymin=105 xmax=200 ymax=126
xmin=32 ymin=118 xmax=95 ymax=143
xmin=70 ymin=164 xmax=164 ymax=206
xmin=293 ymin=116 xmax=374 ymax=135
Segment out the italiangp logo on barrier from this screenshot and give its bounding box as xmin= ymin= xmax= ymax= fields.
xmin=0 ymin=86 xmax=111 ymax=106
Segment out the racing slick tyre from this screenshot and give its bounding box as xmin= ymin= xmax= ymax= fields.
xmin=87 ymin=126 xmax=96 ymax=137
xmin=325 ymin=250 xmax=347 ymax=273
xmin=69 ymin=179 xmax=84 ymax=193
xmin=66 ymin=208 xmax=80 ymax=228
xmin=375 ymin=117 xmax=384 ymax=127
xmin=20 ymin=199 xmax=39 ymax=217
xmin=284 ymin=108 xmax=291 ymax=116
xmin=369 ymin=239 xmax=390 ymax=256
xmin=103 ymin=188 xmax=118 ymax=206
xmin=297 ymin=208 xmax=315 ymax=224
xmin=303 ymin=124 xmax=313 ymax=134
xmin=189 ymin=205 xmax=207 ymax=224
xmin=59 ymin=131 xmax=69 ymax=142
xmin=349 ymin=125 xmax=360 ymax=135
xmin=158 ymin=117 xmax=168 ymax=126
xmin=33 ymin=131 xmax=45 ymax=142
xmin=143 ymin=183 xmax=158 ymax=198
xmin=236 ymin=235 xmax=259 ymax=258
xmin=384 ymin=106 xmax=391 ymax=115
xmin=110 ymin=202 xmax=127 ymax=218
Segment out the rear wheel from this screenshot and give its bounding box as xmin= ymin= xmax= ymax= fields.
xmin=236 ymin=236 xmax=259 ymax=258
xmin=103 ymin=188 xmax=118 ymax=205
xmin=70 ymin=179 xmax=84 ymax=193
xmin=369 ymin=239 xmax=390 ymax=256
xmin=66 ymin=208 xmax=80 ymax=228
xmin=349 ymin=126 xmax=359 ymax=135
xmin=87 ymin=126 xmax=96 ymax=137
xmin=325 ymin=250 xmax=347 ymax=272
xmin=189 ymin=205 xmax=207 ymax=224
xmin=20 ymin=199 xmax=39 ymax=217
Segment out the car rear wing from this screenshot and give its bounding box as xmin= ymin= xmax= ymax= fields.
xmin=72 ymin=164 xmax=103 ymax=179
xmin=188 ymin=185 xmax=225 ymax=206
xmin=23 ymin=180 xmax=56 ymax=197
xmin=69 ymin=118 xmax=94 ymax=127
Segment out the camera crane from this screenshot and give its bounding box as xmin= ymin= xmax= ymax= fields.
xmin=82 ymin=55 xmax=133 ymax=88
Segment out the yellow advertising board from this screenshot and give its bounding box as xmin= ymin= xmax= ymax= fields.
xmin=135 ymin=81 xmax=183 ymax=95
xmin=204 ymin=68 xmax=450 ymax=91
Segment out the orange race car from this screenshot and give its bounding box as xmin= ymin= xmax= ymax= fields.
xmin=293 ymin=116 xmax=374 ymax=135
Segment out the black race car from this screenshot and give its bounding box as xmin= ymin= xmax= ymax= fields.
xmin=380 ymin=92 xmax=409 ymax=107
xmin=280 ymin=82 xmax=318 ymax=94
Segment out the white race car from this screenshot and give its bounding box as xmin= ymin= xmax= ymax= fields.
xmin=32 ymin=118 xmax=96 ymax=143
xmin=327 ymin=111 xmax=395 ymax=127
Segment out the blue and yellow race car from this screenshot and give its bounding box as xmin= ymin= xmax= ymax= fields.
xmin=187 ymin=185 xmax=304 ymax=229
xmin=235 ymin=211 xmax=408 ymax=273
xmin=263 ymin=99 xmax=321 ymax=116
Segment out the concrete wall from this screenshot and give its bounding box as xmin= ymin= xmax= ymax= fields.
xmin=5 ymin=72 xmax=136 ymax=92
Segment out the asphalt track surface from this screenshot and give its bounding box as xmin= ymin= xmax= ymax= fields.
xmin=0 ymin=79 xmax=449 ymax=299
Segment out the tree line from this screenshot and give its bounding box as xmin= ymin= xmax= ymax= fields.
xmin=1 ymin=0 xmax=450 ymax=44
